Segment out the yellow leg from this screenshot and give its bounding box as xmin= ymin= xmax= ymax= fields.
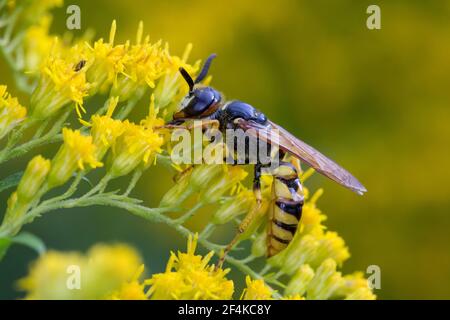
xmin=173 ymin=165 xmax=194 ymax=182
xmin=216 ymin=165 xmax=263 ymax=269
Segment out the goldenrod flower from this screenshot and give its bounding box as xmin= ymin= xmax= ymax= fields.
xmin=213 ymin=188 xmax=255 ymax=224
xmin=241 ymin=276 xmax=273 ymax=300
xmin=284 ymin=264 xmax=315 ymax=297
xmin=106 ymin=265 xmax=150 ymax=300
xmin=147 ymin=234 xmax=234 ymax=299
xmin=16 ymin=155 xmax=51 ymax=203
xmin=201 ymin=166 xmax=248 ymax=202
xmin=18 ymin=251 xmax=84 ymax=300
xmin=110 ymin=22 xmax=168 ymax=101
xmin=300 ymin=188 xmax=327 ymax=234
xmin=159 ymin=170 xmax=194 ymax=207
xmin=140 ymin=94 xmax=165 ymax=129
xmin=153 ymin=43 xmax=200 ymax=109
xmin=1 ymin=155 xmax=51 ymax=234
xmin=80 ymin=97 xmax=126 ymax=160
xmin=86 ymin=20 xmax=128 ymax=94
xmin=336 ymin=272 xmax=376 ymax=300
xmin=47 ymin=128 xmax=102 ymax=187
xmin=313 ymin=231 xmax=350 ymax=268
xmin=304 ymin=259 xmax=343 ymax=300
xmin=30 ymin=55 xmax=90 ymax=119
xmin=108 ymin=121 xmax=163 ymax=177
xmin=18 ymin=244 xmax=143 ymax=300
xmin=189 ymin=164 xmax=224 ymax=190
xmin=0 ymin=85 xmax=27 ymax=140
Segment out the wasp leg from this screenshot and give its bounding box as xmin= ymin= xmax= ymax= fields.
xmin=173 ymin=165 xmax=194 ymax=182
xmin=217 ymin=164 xmax=263 ymax=269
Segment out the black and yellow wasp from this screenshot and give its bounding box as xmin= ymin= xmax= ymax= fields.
xmin=164 ymin=54 xmax=366 ymax=263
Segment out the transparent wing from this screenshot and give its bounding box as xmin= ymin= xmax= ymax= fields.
xmin=236 ymin=119 xmax=367 ymax=195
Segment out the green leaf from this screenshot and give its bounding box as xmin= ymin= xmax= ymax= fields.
xmin=0 ymin=232 xmax=46 ymax=262
xmin=0 ymin=171 xmax=23 ymax=193
xmin=12 ymin=232 xmax=46 ymax=255
xmin=0 ymin=238 xmax=12 ymax=261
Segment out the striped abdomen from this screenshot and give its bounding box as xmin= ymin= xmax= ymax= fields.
xmin=267 ymin=162 xmax=304 ymax=257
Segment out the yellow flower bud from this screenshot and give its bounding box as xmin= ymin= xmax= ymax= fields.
xmin=306 ymin=259 xmax=343 ymax=300
xmin=2 ymin=192 xmax=29 ymax=235
xmin=311 ymin=231 xmax=350 ymax=268
xmin=190 ymin=165 xmax=223 ymax=191
xmin=212 ymin=189 xmax=254 ymax=224
xmin=284 ymin=264 xmax=315 ymax=296
xmin=200 ymin=167 xmax=248 ymax=202
xmin=251 ymin=231 xmax=267 ymax=258
xmin=269 ymin=234 xmax=319 ymax=274
xmin=48 ymin=129 xmax=102 ymax=188
xmin=159 ymin=172 xmax=193 ymax=208
xmin=16 ymin=155 xmax=51 ymax=203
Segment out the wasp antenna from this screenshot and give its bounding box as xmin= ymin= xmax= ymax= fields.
xmin=179 ymin=67 xmax=194 ymax=91
xmin=195 ymin=53 xmax=217 ymax=84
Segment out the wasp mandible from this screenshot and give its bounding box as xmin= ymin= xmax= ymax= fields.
xmin=164 ymin=54 xmax=367 ymax=266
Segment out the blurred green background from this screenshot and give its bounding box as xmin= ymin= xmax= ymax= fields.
xmin=1 ymin=0 xmax=450 ymax=299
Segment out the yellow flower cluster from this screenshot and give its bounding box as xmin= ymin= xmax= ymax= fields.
xmin=0 ymin=85 xmax=27 ymax=139
xmin=25 ymin=16 xmax=199 ymax=119
xmin=147 ymin=234 xmax=234 ymax=299
xmin=18 ymin=244 xmax=143 ymax=300
xmin=17 ymin=230 xmax=374 ymax=300
xmin=160 ymin=165 xmax=249 ymax=208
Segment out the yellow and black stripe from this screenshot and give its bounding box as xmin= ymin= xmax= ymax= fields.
xmin=267 ymin=162 xmax=304 ymax=257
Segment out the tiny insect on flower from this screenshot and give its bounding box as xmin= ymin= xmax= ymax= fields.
xmin=30 ymin=56 xmax=90 ymax=119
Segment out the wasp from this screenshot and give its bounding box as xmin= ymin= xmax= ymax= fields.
xmin=165 ymin=54 xmax=366 ymax=265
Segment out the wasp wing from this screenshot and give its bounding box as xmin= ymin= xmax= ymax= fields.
xmin=236 ymin=119 xmax=367 ymax=195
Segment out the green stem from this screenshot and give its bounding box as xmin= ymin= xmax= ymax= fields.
xmin=174 ymin=202 xmax=203 ymax=224
xmin=81 ymin=174 xmax=112 ymax=198
xmin=124 ymin=169 xmax=143 ymax=196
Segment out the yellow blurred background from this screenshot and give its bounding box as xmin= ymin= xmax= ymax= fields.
xmin=1 ymin=0 xmax=450 ymax=299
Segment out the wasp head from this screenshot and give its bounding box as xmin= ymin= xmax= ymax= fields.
xmin=173 ymin=54 xmax=221 ymax=119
